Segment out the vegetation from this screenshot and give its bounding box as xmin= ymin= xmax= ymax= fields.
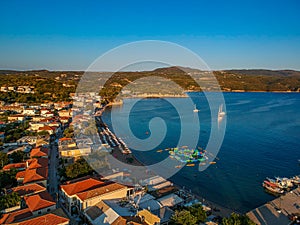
xmin=222 ymin=213 xmax=256 ymax=225
xmin=63 ymin=126 xmax=74 ymax=138
xmin=0 ymin=192 xmax=21 ymax=210
xmin=1 ymin=121 xmax=32 ymax=143
xmin=0 ymin=152 xmax=9 ymax=169
xmin=9 ymin=150 xmax=26 ymax=163
xmin=0 ymin=71 xmax=77 ymax=103
xmin=62 ymin=157 xmax=94 ymax=180
xmin=171 ymin=209 xmax=197 ymax=225
xmin=0 ymin=68 xmax=299 ymax=104
xmin=0 ymin=169 xmax=18 ymax=190
xmin=171 ymin=204 xmax=207 ymax=225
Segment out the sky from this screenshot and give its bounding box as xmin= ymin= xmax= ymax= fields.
xmin=0 ymin=0 xmax=299 ymax=71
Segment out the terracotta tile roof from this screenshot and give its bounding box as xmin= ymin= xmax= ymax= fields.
xmin=30 ymin=147 xmax=49 ymax=158
xmin=60 ymin=178 xmax=104 ymax=196
xmin=38 ymin=126 xmax=55 ymax=131
xmin=59 ymin=137 xmax=72 ymax=141
xmin=16 ymin=213 xmax=69 ymax=225
xmin=23 ymin=167 xmax=48 ymax=184
xmin=16 ymin=171 xmax=26 ymax=179
xmin=27 ymin=158 xmax=48 ymax=169
xmin=24 ymin=191 xmax=55 ymax=212
xmin=0 ymin=208 xmax=32 ymax=224
xmin=3 ymin=162 xmax=26 ymax=171
xmin=12 ymin=183 xmax=46 ymax=196
xmin=76 ymin=183 xmax=126 ymax=201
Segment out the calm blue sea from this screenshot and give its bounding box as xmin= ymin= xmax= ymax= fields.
xmin=102 ymin=93 xmax=300 ymax=212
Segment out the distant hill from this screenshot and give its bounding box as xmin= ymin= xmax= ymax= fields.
xmin=223 ymin=69 xmax=300 ymax=77
xmin=0 ymin=67 xmax=299 ymax=103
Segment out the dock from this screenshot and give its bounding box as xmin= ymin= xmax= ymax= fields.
xmin=247 ymin=186 xmax=300 ymax=225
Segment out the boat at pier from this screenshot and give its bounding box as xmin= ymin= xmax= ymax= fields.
xmin=262 ymin=181 xmax=284 ymax=194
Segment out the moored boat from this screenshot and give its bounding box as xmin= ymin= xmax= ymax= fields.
xmin=263 ymin=181 xmax=284 ymax=194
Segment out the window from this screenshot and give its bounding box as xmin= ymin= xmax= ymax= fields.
xmin=38 ymin=211 xmax=41 ymax=215
xmin=47 ymin=208 xmax=50 ymax=212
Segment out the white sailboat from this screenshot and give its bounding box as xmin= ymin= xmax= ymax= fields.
xmin=193 ymin=104 xmax=199 ymax=113
xmin=218 ymin=104 xmax=225 ymax=118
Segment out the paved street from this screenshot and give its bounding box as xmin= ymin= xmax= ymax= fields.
xmin=48 ymin=132 xmax=61 ymax=200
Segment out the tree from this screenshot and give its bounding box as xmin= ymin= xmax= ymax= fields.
xmin=188 ymin=204 xmax=207 ymax=223
xmin=63 ymin=126 xmax=74 ymax=138
xmin=222 ymin=213 xmax=256 ymax=225
xmin=0 ymin=192 xmax=21 ymax=210
xmin=9 ymin=150 xmax=25 ymax=163
xmin=65 ymin=157 xmax=94 ymax=179
xmin=0 ymin=169 xmax=18 ymax=189
xmin=0 ymin=152 xmax=9 ymax=169
xmin=37 ymin=130 xmax=50 ymax=136
xmin=171 ymin=210 xmax=197 ymax=225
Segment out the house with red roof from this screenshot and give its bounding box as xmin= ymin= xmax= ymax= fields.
xmin=0 ymin=208 xmax=33 ymax=224
xmin=76 ymin=182 xmax=128 ymax=211
xmin=23 ymin=167 xmax=48 ymax=186
xmin=14 ymin=213 xmax=69 ymax=225
xmin=38 ymin=125 xmax=56 ymax=135
xmin=59 ymin=177 xmax=129 ymax=214
xmin=60 ymin=178 xmax=104 ymax=213
xmin=30 ymin=147 xmax=49 ymax=158
xmin=27 ymin=158 xmax=49 ymax=169
xmin=24 ymin=191 xmax=56 ymax=216
xmin=16 ymin=171 xmax=26 ymax=183
xmin=12 ymin=183 xmax=46 ymax=197
xmin=2 ymin=162 xmax=26 ymax=171
xmin=59 ymin=116 xmax=71 ymax=124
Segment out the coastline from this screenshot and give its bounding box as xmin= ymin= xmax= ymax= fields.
xmin=108 ymin=91 xmax=300 ymax=105
xmin=97 ymin=104 xmax=235 ymax=217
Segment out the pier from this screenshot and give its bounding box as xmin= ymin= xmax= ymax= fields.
xmin=247 ymin=186 xmax=300 ymax=225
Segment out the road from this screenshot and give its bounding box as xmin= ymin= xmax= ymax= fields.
xmin=48 ymin=132 xmax=61 ymax=200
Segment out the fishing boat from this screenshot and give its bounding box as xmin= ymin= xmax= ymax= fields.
xmin=266 ymin=177 xmax=280 ymax=187
xmin=292 ymin=176 xmax=300 ymax=185
xmin=263 ymin=181 xmax=284 ymax=194
xmin=193 ymin=105 xmax=199 ymax=113
xmin=275 ymin=177 xmax=294 ymax=188
xmin=218 ymin=104 xmax=226 ymax=118
xmin=156 ymin=149 xmax=163 ymax=153
xmin=209 ymin=161 xmax=217 ymax=165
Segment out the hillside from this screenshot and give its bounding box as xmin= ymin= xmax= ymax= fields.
xmin=0 ymin=67 xmax=299 ymax=103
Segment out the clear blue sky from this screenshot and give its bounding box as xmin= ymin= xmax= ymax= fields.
xmin=0 ymin=0 xmax=299 ymax=70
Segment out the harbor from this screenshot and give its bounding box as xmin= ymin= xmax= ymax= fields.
xmin=247 ymin=186 xmax=300 ymax=225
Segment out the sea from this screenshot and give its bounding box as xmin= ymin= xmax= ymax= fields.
xmin=102 ymin=92 xmax=300 ymax=213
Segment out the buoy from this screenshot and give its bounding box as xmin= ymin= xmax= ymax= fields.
xmin=186 ymin=164 xmax=195 ymax=167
